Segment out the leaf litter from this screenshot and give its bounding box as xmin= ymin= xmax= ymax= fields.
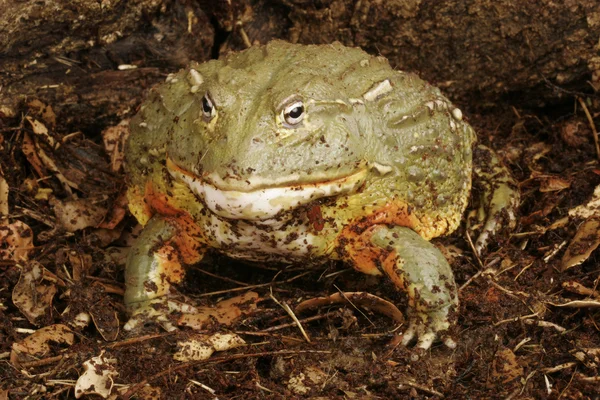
xmin=1 ymin=94 xmax=600 ymax=398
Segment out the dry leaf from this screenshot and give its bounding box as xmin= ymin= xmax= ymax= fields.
xmin=0 ymin=220 xmax=34 ymax=262
xmin=539 ymin=176 xmax=571 ymax=192
xmin=568 ymin=185 xmax=600 ymax=219
xmin=90 ymin=304 xmax=120 ymax=342
xmin=561 ymin=217 xmax=600 ymax=270
xmin=0 ymin=175 xmax=8 ymax=216
xmin=75 ymin=352 xmax=118 ymax=399
xmin=178 ymin=291 xmax=259 ymax=329
xmin=51 ymin=197 xmax=107 ymax=232
xmin=296 ymin=292 xmax=405 ymax=324
xmin=10 ymin=324 xmax=74 ymax=366
xmin=12 ymin=261 xmax=57 ymax=324
xmin=174 ymin=333 xmax=246 ymax=362
xmin=102 ymin=120 xmax=130 ymax=172
xmin=97 ymin=190 xmax=128 ymax=230
xmin=28 ymin=99 xmax=57 ymax=128
xmin=21 ymin=133 xmax=46 ymax=178
xmin=134 ymin=385 xmax=162 ymax=400
xmin=491 ymin=347 xmax=523 ymax=384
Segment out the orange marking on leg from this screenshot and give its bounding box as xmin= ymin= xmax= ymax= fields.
xmin=381 ymin=250 xmax=407 ymax=292
xmin=142 ymin=181 xmax=206 ymax=264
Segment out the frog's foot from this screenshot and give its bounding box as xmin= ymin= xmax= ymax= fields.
xmin=124 ymin=298 xmax=198 ymax=332
xmin=345 ymin=225 xmax=459 ymax=351
xmin=469 ymin=144 xmax=520 ymax=255
xmin=401 ymin=305 xmax=457 ymax=350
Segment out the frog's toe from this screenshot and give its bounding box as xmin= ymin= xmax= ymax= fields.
xmin=124 ymin=299 xmax=198 ymax=332
xmin=473 ymin=199 xmax=518 ymax=255
xmin=400 ymin=305 xmax=455 ymax=350
xmin=470 ymin=144 xmax=520 ymax=255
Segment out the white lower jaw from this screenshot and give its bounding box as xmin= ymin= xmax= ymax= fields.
xmin=168 ymin=164 xmax=367 ymax=220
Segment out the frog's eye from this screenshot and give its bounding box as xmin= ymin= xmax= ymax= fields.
xmin=282 ymin=101 xmax=304 ymax=127
xmin=201 ymin=93 xmax=216 ymax=121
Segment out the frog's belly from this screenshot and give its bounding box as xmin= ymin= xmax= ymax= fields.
xmin=199 ymin=213 xmax=331 ymax=263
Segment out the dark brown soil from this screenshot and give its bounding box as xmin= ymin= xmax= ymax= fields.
xmin=2 ymin=1 xmax=600 ymax=399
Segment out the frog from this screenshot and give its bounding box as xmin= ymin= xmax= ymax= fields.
xmin=124 ymin=40 xmax=519 ymax=350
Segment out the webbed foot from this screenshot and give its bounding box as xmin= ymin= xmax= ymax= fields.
xmin=400 ymin=305 xmax=457 ymax=350
xmin=469 ymin=144 xmax=520 ymax=255
xmin=345 ymin=225 xmax=459 ymax=350
xmin=124 ymin=298 xmax=198 ymax=332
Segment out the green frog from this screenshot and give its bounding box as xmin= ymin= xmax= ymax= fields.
xmin=124 ymin=41 xmax=518 ymax=350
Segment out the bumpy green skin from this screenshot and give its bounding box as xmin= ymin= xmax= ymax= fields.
xmin=124 ymin=41 xmax=513 ymax=348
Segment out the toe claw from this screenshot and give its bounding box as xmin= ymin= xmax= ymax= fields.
xmin=443 ymin=336 xmax=457 ymax=349
xmin=401 ymin=327 xmax=416 ymax=346
xmin=416 ymin=332 xmax=436 ymax=350
xmin=124 ymin=298 xmax=198 ymax=332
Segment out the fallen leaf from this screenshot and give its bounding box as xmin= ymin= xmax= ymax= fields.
xmin=21 ymin=133 xmax=46 ymax=178
xmin=97 ymin=190 xmax=128 ymax=230
xmin=0 ymin=175 xmax=8 ymax=216
xmin=539 ymin=176 xmax=571 ymax=192
xmin=561 ymin=217 xmax=600 ymax=270
xmin=0 ymin=220 xmax=34 ymax=262
xmin=28 ymin=99 xmax=56 ymax=128
xmin=51 ymin=197 xmax=107 ymax=232
xmin=90 ymin=303 xmax=120 ymax=342
xmin=568 ymin=185 xmax=600 ymax=220
xmin=134 ymin=385 xmax=162 ymax=400
xmin=10 ymin=324 xmax=74 ymax=366
xmin=491 ymin=347 xmax=523 ymax=384
xmin=178 ymin=291 xmax=259 ymax=329
xmin=12 ymin=261 xmax=57 ymax=324
xmin=296 ymin=292 xmax=405 ymax=324
xmin=174 ymin=333 xmax=246 ymax=362
xmin=102 ymin=120 xmax=130 ymax=172
xmin=75 ymin=351 xmax=118 ymax=399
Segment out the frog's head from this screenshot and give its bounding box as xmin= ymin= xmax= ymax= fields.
xmin=163 ymin=41 xmax=400 ymax=220
xmin=155 ymin=41 xmax=473 ymax=225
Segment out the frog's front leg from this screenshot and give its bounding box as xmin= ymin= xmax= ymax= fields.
xmin=344 ymin=225 xmax=458 ymax=350
xmin=469 ymin=144 xmax=520 ymax=254
xmin=124 ymin=215 xmax=205 ymax=331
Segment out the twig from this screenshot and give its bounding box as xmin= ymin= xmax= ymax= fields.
xmin=269 ymin=289 xmax=311 ymax=343
xmin=260 ymin=313 xmax=331 ymax=332
xmin=398 ymin=380 xmax=444 ymax=398
xmin=465 ymin=230 xmax=484 ymax=269
xmin=334 ymin=284 xmax=376 ymax=327
xmin=493 ymin=312 xmax=539 ymax=327
xmin=197 ymin=271 xmax=311 ymax=298
xmin=543 ymin=362 xmax=577 ymax=374
xmin=107 ymin=333 xmax=174 ymax=349
xmin=190 ymin=265 xmax=249 ymax=286
xmin=20 ymin=355 xmax=65 ymax=369
xmin=578 ymin=97 xmax=600 ymax=161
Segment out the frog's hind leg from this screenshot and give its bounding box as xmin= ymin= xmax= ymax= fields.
xmin=124 ymin=215 xmax=206 ymax=331
xmin=469 ymin=144 xmax=520 ymax=255
xmin=344 ymin=225 xmax=458 ymax=350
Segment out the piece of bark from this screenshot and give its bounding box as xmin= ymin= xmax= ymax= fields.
xmin=0 ymin=0 xmax=214 ymax=131
xmin=208 ymin=0 xmax=600 ymax=109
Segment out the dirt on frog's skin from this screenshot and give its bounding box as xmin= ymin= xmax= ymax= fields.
xmin=1 ymin=54 xmax=600 ymax=400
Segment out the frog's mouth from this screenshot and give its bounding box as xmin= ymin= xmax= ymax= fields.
xmin=166 ymin=157 xmax=367 ymax=220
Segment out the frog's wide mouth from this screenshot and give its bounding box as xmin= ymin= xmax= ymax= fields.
xmin=166 ymin=157 xmax=367 ymax=220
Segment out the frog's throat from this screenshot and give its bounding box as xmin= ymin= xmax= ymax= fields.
xmin=166 ymin=157 xmax=368 ymax=220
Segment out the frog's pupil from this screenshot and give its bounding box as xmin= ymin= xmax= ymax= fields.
xmin=289 ymin=106 xmax=303 ymax=119
xmin=202 ymin=97 xmax=212 ymax=113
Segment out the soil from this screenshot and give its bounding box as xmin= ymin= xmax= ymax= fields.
xmin=1 ymin=1 xmax=600 ymax=399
